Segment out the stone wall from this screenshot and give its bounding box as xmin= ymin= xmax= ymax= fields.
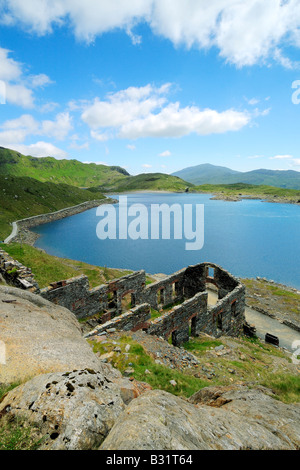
xmin=147 ymin=292 xmax=208 ymax=345
xmin=40 ymin=270 xmax=146 ymax=321
xmin=82 ymin=262 xmax=246 ymax=346
xmin=0 ymin=246 xmax=246 ymax=346
xmin=0 ymin=249 xmax=40 ymax=293
xmin=141 ymin=269 xmax=186 ymax=310
xmin=4 ymin=198 xmax=117 ymax=244
xmin=86 ymin=303 xmax=151 ymax=338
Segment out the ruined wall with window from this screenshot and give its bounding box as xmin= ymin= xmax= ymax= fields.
xmin=85 ymin=262 xmax=246 ymax=345
xmin=0 ymin=247 xmax=246 ymax=346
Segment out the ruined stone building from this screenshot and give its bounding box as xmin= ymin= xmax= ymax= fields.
xmin=0 ymin=248 xmax=245 ymax=346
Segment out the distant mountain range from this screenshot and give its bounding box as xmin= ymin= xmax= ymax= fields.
xmin=0 ymin=146 xmax=190 ymax=193
xmin=172 ymin=163 xmax=300 ymax=190
xmin=2 ymin=146 xmax=300 ymax=195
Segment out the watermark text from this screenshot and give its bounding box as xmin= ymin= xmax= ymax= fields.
xmin=292 ymin=80 xmax=300 ymax=104
xmin=96 ymin=196 xmax=204 ymax=251
xmin=0 ymin=80 xmax=6 ymax=104
xmin=0 ymin=340 xmax=6 ymax=365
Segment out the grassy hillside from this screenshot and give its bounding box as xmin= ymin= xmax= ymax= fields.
xmin=173 ymin=163 xmax=300 ymax=189
xmin=0 ymin=243 xmax=136 ymax=289
xmin=193 ymin=183 xmax=300 ymax=204
xmin=230 ymin=168 xmax=300 ymax=189
xmin=0 ymin=147 xmax=129 ymax=188
xmin=89 ymin=331 xmax=300 ymax=403
xmin=93 ymin=172 xmax=193 ymax=193
xmin=0 ymin=175 xmax=106 ymax=239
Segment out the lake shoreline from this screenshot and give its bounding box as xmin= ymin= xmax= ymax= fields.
xmin=4 ymin=197 xmax=118 ymax=246
xmin=105 ymin=189 xmax=300 ymax=205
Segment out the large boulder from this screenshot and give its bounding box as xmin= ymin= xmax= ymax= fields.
xmin=0 ymin=369 xmax=125 ymax=450
xmin=0 ymin=286 xmax=115 ymax=383
xmin=100 ymin=385 xmax=300 ymax=450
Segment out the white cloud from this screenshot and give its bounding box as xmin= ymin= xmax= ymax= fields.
xmin=82 ymin=84 xmax=250 ymax=141
xmin=268 ymin=154 xmax=300 ymax=169
xmin=270 ymin=154 xmax=294 ymax=160
xmin=245 ymin=97 xmax=260 ymax=106
xmin=1 ymin=112 xmax=72 ymax=141
xmin=29 ymin=73 xmax=54 ymax=88
xmin=127 ymin=144 xmax=136 ymax=150
xmin=69 ymin=141 xmax=89 ymax=150
xmin=273 ymin=48 xmax=300 ymax=69
xmin=252 ymin=107 xmax=271 ymax=118
xmin=90 ymin=130 xmax=109 ymax=142
xmin=0 ymin=47 xmax=53 ymax=108
xmin=0 ymin=47 xmax=22 ymax=81
xmin=41 ymin=112 xmax=73 ymax=140
xmin=159 ymin=150 xmax=171 ymax=157
xmin=119 ymin=103 xmax=250 ymax=139
xmin=142 ymin=164 xmax=152 ymax=169
xmin=83 ymin=161 xmax=108 ymax=165
xmin=0 ymin=0 xmax=152 ymax=40
xmin=4 ymin=82 xmax=34 ymax=109
xmin=39 ymin=101 xmax=60 ymax=113
xmin=7 ymin=141 xmax=69 ymax=159
xmin=0 ymin=114 xmax=38 ymax=145
xmin=2 ymin=1 xmax=300 ymax=67
xmin=0 ymin=128 xmax=28 ymax=146
xmin=0 ymin=112 xmax=73 ymax=154
xmin=82 ymin=84 xmax=168 ymax=130
xmin=2 ymin=114 xmax=39 ymax=132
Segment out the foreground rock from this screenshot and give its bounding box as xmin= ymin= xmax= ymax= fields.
xmin=0 ymin=286 xmax=113 ymax=383
xmin=101 ymin=385 xmax=300 ymax=450
xmin=0 ymin=369 xmax=125 ymax=450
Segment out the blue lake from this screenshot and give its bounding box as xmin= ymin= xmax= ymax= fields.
xmin=32 ymin=193 xmax=300 ymax=289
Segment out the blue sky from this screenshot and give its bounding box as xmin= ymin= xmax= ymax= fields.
xmin=1 ymin=1 xmax=300 ymax=176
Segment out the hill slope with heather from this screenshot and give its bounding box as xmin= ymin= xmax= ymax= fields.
xmin=0 ymin=147 xmax=129 ymax=188
xmin=0 ymin=175 xmax=106 ymax=239
xmin=93 ymin=172 xmax=193 ymax=193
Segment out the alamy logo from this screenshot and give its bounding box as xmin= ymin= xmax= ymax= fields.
xmin=291 ymin=340 xmax=300 ymax=364
xmin=96 ymin=196 xmax=204 ymax=251
xmin=0 ymin=80 xmax=6 ymax=104
xmin=292 ymin=80 xmax=300 ymax=104
xmin=0 ymin=340 xmax=6 ymax=365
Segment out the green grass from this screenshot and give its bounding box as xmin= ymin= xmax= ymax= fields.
xmin=90 ymin=335 xmax=210 ymax=398
xmin=262 ymin=374 xmax=300 ymax=404
xmin=0 ymin=382 xmax=21 ymax=401
xmin=89 ymin=332 xmax=300 ymax=403
xmin=242 ymin=278 xmax=300 ymax=321
xmin=0 ymin=417 xmax=44 ymax=450
xmin=0 ymin=146 xmax=128 ymax=188
xmin=0 ymin=383 xmax=43 ymax=451
xmin=0 ymin=174 xmax=107 ymax=239
xmin=150 ymin=308 xmax=161 ymax=319
xmin=93 ymin=172 xmax=192 ymax=193
xmin=183 ymin=338 xmax=223 ymax=353
xmin=268 ymin=286 xmax=300 ymax=299
xmin=0 ymin=243 xmax=135 ymax=289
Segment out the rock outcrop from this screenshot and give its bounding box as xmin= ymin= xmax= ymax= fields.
xmin=0 ymin=285 xmax=113 ymax=383
xmin=100 ymin=385 xmax=300 ymax=450
xmin=0 ymin=369 xmax=126 ymax=450
xmin=1 ymin=285 xmax=299 ymax=451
